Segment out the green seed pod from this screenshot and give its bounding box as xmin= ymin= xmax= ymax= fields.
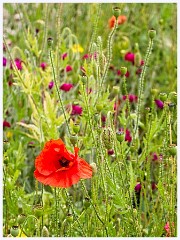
xmin=70 ymin=134 xmax=78 ymax=146
xmin=116 ymin=131 xmax=124 ymax=143
xmin=10 ymin=226 xmax=19 ymax=237
xmin=17 ymin=214 xmax=26 ymax=225
xmin=120 ymin=67 xmax=127 ymax=75
xmin=73 ymin=124 xmax=80 ymax=134
xmin=90 ymin=162 xmax=97 ymax=175
xmin=47 ymin=37 xmax=53 ymax=47
xmin=33 ymin=205 xmax=44 ymax=218
xmin=84 ymin=197 xmax=91 ymax=209
xmin=159 ymin=92 xmax=167 ymax=102
xmin=168 ymin=144 xmax=177 ymax=156
xmin=102 ymin=127 xmax=114 ymax=150
xmin=113 ymin=7 xmax=121 ymax=19
xmin=168 ymin=92 xmax=177 ymax=104
xmin=66 ymin=214 xmax=73 ymax=223
xmin=148 ymin=29 xmax=156 ymax=40
xmin=134 ymin=52 xmax=141 ymax=67
xmin=42 ymin=226 xmax=49 ymax=237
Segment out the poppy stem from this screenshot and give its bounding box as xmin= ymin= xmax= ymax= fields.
xmin=48 ymin=45 xmax=71 ymax=136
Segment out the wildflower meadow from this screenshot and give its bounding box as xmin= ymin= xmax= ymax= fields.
xmin=3 ymin=2 xmax=177 ymax=237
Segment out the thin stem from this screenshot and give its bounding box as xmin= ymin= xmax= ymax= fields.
xmin=48 ymin=47 xmax=71 ymax=135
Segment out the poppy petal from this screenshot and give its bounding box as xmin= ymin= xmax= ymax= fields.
xmin=78 ymin=158 xmax=92 ymax=179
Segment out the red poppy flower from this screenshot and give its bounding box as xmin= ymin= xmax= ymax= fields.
xmin=34 ymin=139 xmax=92 ymax=188
xmin=108 ymin=15 xmax=127 ymax=28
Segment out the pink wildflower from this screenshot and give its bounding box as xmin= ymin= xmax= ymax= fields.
xmin=60 ymin=83 xmax=73 ymax=92
xmin=71 ymin=104 xmax=83 ymax=115
xmin=65 ymin=65 xmax=73 ymax=72
xmin=40 ymin=62 xmax=47 ymax=71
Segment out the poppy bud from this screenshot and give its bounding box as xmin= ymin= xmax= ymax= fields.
xmin=66 ymin=213 xmax=73 ymax=223
xmin=168 ymin=92 xmax=177 ymax=104
xmin=17 ymin=214 xmax=26 ymax=225
xmin=10 ymin=226 xmax=19 ymax=237
xmin=116 ymin=130 xmax=124 ymax=142
xmin=159 ymin=93 xmax=167 ymax=102
xmin=80 ymin=76 xmax=87 ymax=85
xmin=120 ymin=66 xmax=127 ymax=75
xmin=96 ymin=104 xmax=103 ymax=112
xmin=70 ymin=134 xmax=78 ymax=146
xmin=112 ymin=86 xmax=119 ymax=95
xmin=42 ymin=226 xmax=49 ymax=237
xmin=102 ymin=127 xmax=114 ymax=150
xmin=73 ymin=124 xmax=80 ymax=134
xmin=134 ymin=52 xmax=141 ymax=67
xmin=113 ymin=7 xmax=121 ymax=19
xmin=33 ymin=205 xmax=44 ymax=218
xmin=148 ymin=29 xmax=156 ymax=40
xmin=83 ymin=197 xmax=91 ymax=209
xmin=47 ymin=37 xmax=53 ymax=47
xmin=90 ymin=162 xmax=97 ymax=175
xmin=168 ymin=144 xmax=177 ymax=156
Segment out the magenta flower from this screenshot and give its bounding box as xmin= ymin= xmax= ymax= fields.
xmin=125 ymin=129 xmax=132 ymax=142
xmin=155 ymin=99 xmax=164 ymax=109
xmin=3 ymin=120 xmax=11 ymax=128
xmin=40 ymin=62 xmax=47 ymax=71
xmin=122 ymin=94 xmax=137 ymax=103
xmin=62 ymin=53 xmax=68 ymax=60
xmin=3 ymin=57 xmax=7 ymax=67
xmin=10 ymin=58 xmax=23 ymax=71
xmin=124 ymin=52 xmax=135 ymax=63
xmin=60 ymin=83 xmax=73 ymax=92
xmin=65 ymin=65 xmax=73 ymax=72
xmin=108 ymin=149 xmax=114 ymax=155
xmin=71 ymin=104 xmax=83 ymax=115
xmin=48 ymin=81 xmax=54 ymax=90
xmin=134 ymin=183 xmax=141 ymax=192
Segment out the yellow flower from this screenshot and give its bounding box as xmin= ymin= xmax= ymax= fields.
xmin=72 ymin=44 xmax=84 ymax=53
xmin=6 ymin=131 xmax=13 ymax=139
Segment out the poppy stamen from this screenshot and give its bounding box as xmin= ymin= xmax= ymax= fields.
xmin=59 ymin=158 xmax=70 ymax=168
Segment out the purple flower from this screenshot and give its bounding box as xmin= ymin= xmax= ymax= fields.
xmin=65 ymin=65 xmax=73 ymax=72
xmin=48 ymin=81 xmax=54 ymax=90
xmin=62 ymin=53 xmax=68 ymax=60
xmin=71 ymin=104 xmax=82 ymax=115
xmin=3 ymin=120 xmax=11 ymax=128
xmin=135 ymin=183 xmax=141 ymax=192
xmin=60 ymin=83 xmax=73 ymax=92
xmin=10 ymin=58 xmax=23 ymax=71
xmin=40 ymin=62 xmax=47 ymax=71
xmin=155 ymin=99 xmax=164 ymax=109
xmin=3 ymin=57 xmax=7 ymax=67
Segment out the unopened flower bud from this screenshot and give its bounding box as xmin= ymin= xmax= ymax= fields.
xmin=83 ymin=197 xmax=91 ymax=209
xmin=47 ymin=37 xmax=53 ymax=47
xmin=66 ymin=213 xmax=73 ymax=223
xmin=151 ymin=88 xmax=159 ymax=97
xmin=113 ymin=7 xmax=121 ymax=19
xmin=116 ymin=130 xmax=124 ymax=142
xmin=102 ymin=127 xmax=114 ymax=150
xmin=96 ymin=104 xmax=103 ymax=112
xmin=168 ymin=92 xmax=177 ymax=104
xmin=120 ymin=66 xmax=127 ymax=75
xmin=10 ymin=226 xmax=19 ymax=237
xmin=33 ymin=205 xmax=44 ymax=218
xmin=81 ymin=76 xmax=87 ymax=85
xmin=90 ymin=162 xmax=97 ymax=175
xmin=42 ymin=226 xmax=49 ymax=237
xmin=73 ymin=124 xmax=80 ymax=134
xmin=17 ymin=214 xmax=26 ymax=225
xmin=148 ymin=29 xmax=156 ymax=40
xmin=134 ymin=52 xmax=141 ymax=67
xmin=159 ymin=93 xmax=167 ymax=102
xmin=112 ymin=86 xmax=119 ymax=95
xmin=70 ymin=134 xmax=78 ymax=146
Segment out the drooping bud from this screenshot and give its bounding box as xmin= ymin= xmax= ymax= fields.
xmin=148 ymin=29 xmax=156 ymax=40
xmin=33 ymin=205 xmax=44 ymax=218
xmin=120 ymin=66 xmax=127 ymax=76
xmin=17 ymin=214 xmax=26 ymax=225
xmin=90 ymin=162 xmax=97 ymax=175
xmin=42 ymin=226 xmax=49 ymax=237
xmin=10 ymin=226 xmax=19 ymax=237
xmin=113 ymin=7 xmax=121 ymax=19
xmin=101 ymin=127 xmax=114 ymax=150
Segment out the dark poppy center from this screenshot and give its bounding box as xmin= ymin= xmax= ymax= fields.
xmin=59 ymin=157 xmax=70 ymax=168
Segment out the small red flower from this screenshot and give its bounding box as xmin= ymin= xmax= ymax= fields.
xmin=108 ymin=15 xmax=127 ymax=28
xmin=60 ymin=83 xmax=73 ymax=92
xmin=124 ymin=52 xmax=135 ymax=63
xmin=3 ymin=120 xmax=11 ymax=128
xmin=62 ymin=53 xmax=68 ymax=60
xmin=65 ymin=65 xmax=73 ymax=72
xmin=71 ymin=104 xmax=82 ymax=115
xmin=10 ymin=58 xmax=23 ymax=71
xmin=34 ymin=139 xmax=92 ymax=188
xmin=40 ymin=62 xmax=47 ymax=71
